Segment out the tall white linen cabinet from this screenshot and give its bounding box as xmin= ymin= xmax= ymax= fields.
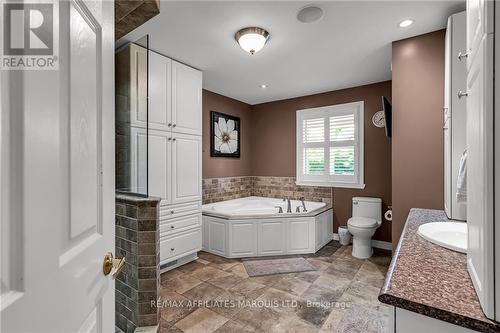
xmin=465 ymin=0 xmax=498 ymax=321
xmin=118 ymin=44 xmax=203 ymax=271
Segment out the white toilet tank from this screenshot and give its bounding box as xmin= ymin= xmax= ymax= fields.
xmin=352 ymin=197 xmax=382 ymax=222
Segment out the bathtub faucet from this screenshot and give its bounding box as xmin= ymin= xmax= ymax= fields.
xmin=300 ymin=197 xmax=307 ymax=212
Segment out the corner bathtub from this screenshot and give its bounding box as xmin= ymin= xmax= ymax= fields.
xmin=202 ymin=197 xmax=333 ymax=258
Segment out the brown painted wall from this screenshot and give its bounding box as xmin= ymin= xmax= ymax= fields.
xmin=203 ymin=90 xmax=253 ymax=178
xmin=250 ymin=81 xmax=392 ymax=242
xmin=391 ymin=30 xmax=445 ymax=249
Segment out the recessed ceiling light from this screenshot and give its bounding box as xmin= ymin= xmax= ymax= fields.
xmin=260 ymin=84 xmax=268 ymax=89
xmin=399 ymin=19 xmax=414 ymax=28
xmin=297 ymin=5 xmax=325 ymax=23
xmin=234 ymin=27 xmax=270 ymax=55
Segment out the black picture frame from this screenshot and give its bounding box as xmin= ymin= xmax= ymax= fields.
xmin=210 ymin=111 xmax=241 ymax=158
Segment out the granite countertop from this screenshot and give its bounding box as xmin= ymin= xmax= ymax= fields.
xmin=379 ymin=208 xmax=500 ymax=332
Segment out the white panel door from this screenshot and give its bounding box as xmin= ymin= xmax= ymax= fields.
xmin=258 ymin=220 xmax=286 ymax=255
xmin=172 ymin=61 xmax=202 ymax=136
xmin=172 ymin=133 xmax=202 ymax=203
xmin=230 ymin=222 xmax=258 ymax=257
xmin=466 ymin=33 xmax=494 ymax=319
xmin=1 ymin=1 xmax=115 ymax=332
xmin=147 ymin=129 xmax=172 ymax=202
xmin=148 ymin=51 xmax=172 ymax=131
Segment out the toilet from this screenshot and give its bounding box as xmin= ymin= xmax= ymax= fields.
xmin=347 ymin=197 xmax=382 ymax=259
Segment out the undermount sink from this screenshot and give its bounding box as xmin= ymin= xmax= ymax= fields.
xmin=417 ymin=222 xmax=467 ymax=254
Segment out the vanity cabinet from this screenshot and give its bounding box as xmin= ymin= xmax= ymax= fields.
xmin=119 ymin=44 xmax=203 ymax=270
xmin=390 ymin=307 xmax=476 ymax=333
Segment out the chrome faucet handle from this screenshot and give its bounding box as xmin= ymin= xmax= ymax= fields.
xmin=275 ymin=206 xmax=283 ymax=214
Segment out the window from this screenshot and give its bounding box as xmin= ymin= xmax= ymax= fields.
xmin=296 ymin=101 xmax=364 ymax=188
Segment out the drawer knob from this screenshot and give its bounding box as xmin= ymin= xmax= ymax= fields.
xmin=170 ymin=225 xmax=174 ymax=229
xmin=171 ymin=210 xmax=174 ymax=214
xmin=173 ymin=124 xmax=177 ymax=127
xmin=170 ymin=248 xmax=175 ymax=251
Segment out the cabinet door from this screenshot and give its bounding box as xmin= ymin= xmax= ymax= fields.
xmin=172 ymin=61 xmax=202 ymax=136
xmin=229 ymin=221 xmax=257 ymax=257
xmin=466 ymin=0 xmax=494 ymax=71
xmin=206 ymin=218 xmax=227 ymax=256
xmin=466 ymin=34 xmax=494 ymax=319
xmin=287 ymin=220 xmax=313 ymax=253
xmin=148 ymin=51 xmax=172 ymax=131
xmin=258 ymin=220 xmax=286 ymax=255
xmin=129 ymin=44 xmax=148 ymax=127
xmin=129 ymin=127 xmax=148 ymax=193
xmin=171 ymin=133 xmax=202 ymax=203
xmin=148 ymin=129 xmax=172 ymax=202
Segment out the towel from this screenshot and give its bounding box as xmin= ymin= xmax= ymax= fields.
xmin=456 ymin=150 xmax=467 ymax=203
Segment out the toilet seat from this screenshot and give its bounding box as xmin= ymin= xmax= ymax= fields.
xmin=348 ymin=216 xmax=378 ymax=229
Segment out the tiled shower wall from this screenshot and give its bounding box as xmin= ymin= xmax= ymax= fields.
xmin=115 ymin=195 xmax=161 ymax=333
xmin=202 ymin=176 xmax=333 ymax=204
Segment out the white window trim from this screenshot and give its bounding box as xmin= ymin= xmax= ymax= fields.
xmin=296 ymin=101 xmax=365 ymax=189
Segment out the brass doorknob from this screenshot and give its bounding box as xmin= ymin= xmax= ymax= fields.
xmin=102 ymin=252 xmax=126 ymax=278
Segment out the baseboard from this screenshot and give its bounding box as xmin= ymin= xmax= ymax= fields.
xmin=160 ymin=252 xmax=198 ymax=273
xmin=332 ymin=233 xmax=392 ymax=251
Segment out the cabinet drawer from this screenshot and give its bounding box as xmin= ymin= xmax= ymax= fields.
xmin=160 ymin=213 xmax=201 ymax=235
xmin=160 ymin=201 xmax=201 ymax=219
xmin=161 ymin=228 xmax=201 ymax=262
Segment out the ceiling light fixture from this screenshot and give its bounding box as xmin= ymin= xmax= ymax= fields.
xmin=399 ymin=19 xmax=414 ymax=28
xmin=260 ymin=84 xmax=267 ymax=89
xmin=234 ymin=27 xmax=270 ymax=55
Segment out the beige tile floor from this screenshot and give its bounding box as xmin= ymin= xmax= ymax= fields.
xmin=159 ymin=242 xmax=392 ymax=333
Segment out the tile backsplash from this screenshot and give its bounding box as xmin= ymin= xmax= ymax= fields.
xmin=202 ymin=176 xmax=332 ymax=205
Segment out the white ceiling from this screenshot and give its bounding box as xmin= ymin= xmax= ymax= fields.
xmin=117 ymin=1 xmax=465 ymax=105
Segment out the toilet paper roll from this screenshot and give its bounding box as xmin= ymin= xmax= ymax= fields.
xmin=384 ymin=209 xmax=392 ymax=221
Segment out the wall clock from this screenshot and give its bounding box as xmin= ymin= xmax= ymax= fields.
xmin=372 ymin=110 xmax=386 ymax=128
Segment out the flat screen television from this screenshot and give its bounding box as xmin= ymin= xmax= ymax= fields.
xmin=382 ymin=96 xmax=392 ymax=138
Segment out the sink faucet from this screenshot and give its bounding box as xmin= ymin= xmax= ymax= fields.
xmin=286 ymin=197 xmax=292 ymax=213
xmin=275 ymin=206 xmax=283 ymax=213
xmin=300 ymin=197 xmax=307 ymax=212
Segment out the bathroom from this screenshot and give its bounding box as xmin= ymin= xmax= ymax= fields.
xmin=0 ymin=1 xmax=498 ymax=333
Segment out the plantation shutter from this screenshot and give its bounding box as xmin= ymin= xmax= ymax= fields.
xmin=296 ymin=102 xmax=364 ymax=188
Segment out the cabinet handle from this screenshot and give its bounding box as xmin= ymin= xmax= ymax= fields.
xmin=170 ymin=248 xmax=175 ymax=251
xmin=168 ymin=123 xmax=172 ymax=127
xmin=457 ymin=91 xmax=469 ymax=99
xmin=458 ymin=52 xmax=468 ymax=61
xmin=168 ymin=137 xmax=172 ymax=141
xmin=171 ymin=210 xmax=174 ymax=214
xmin=173 ymin=124 xmax=177 ymax=128
xmin=172 ymin=138 xmax=177 ymax=141
xmin=170 ymin=225 xmax=175 ymax=229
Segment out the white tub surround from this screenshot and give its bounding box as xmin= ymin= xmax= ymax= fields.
xmin=202 ymin=197 xmax=333 ymax=258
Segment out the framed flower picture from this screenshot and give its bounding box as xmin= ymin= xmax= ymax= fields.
xmin=211 ymin=111 xmax=240 ymax=158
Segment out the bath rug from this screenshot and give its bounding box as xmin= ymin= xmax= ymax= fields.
xmin=242 ymin=257 xmax=317 ymax=277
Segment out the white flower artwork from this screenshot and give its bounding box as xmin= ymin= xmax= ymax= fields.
xmin=211 ymin=112 xmax=240 ymax=157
